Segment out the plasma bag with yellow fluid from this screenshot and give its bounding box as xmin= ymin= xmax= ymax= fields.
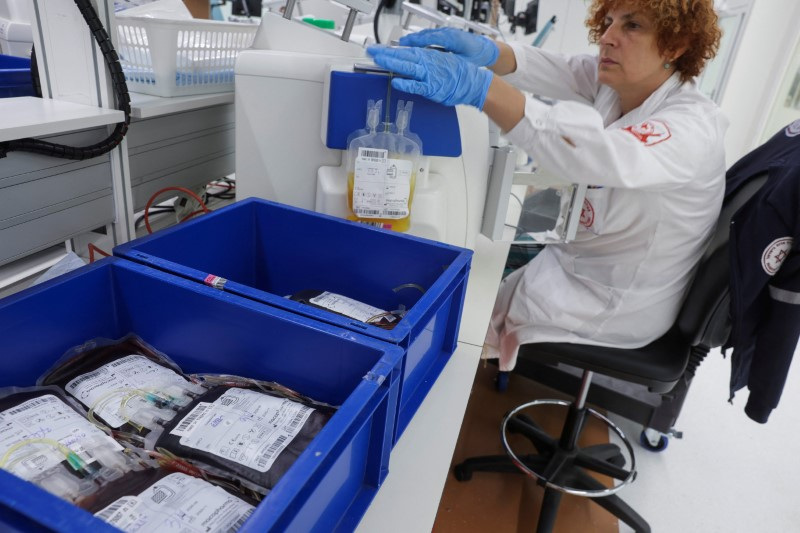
xmin=346 ymin=99 xmax=422 ymax=232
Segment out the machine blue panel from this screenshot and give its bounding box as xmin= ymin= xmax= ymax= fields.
xmin=0 ymin=54 xmax=34 ymax=97
xmin=325 ymin=70 xmax=462 ymax=157
xmin=114 ymin=198 xmax=473 ymax=442
xmin=0 ymin=258 xmax=403 ymax=532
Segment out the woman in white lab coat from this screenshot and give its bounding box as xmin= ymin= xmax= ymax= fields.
xmin=368 ymin=0 xmax=726 ymax=371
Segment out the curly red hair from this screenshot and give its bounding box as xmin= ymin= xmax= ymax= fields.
xmin=586 ymin=0 xmax=721 ymax=82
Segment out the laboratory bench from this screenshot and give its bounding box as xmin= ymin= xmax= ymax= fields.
xmin=357 ymin=235 xmax=509 ymax=531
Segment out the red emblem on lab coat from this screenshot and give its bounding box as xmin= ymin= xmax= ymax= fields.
xmin=762 ymin=237 xmax=794 ymax=275
xmin=580 ymin=199 xmax=594 ymax=228
xmin=624 ymin=120 xmax=671 ymax=146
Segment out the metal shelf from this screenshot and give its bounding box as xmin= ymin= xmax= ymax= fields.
xmin=0 ymin=97 xmax=124 ymax=143
xmin=129 ymin=91 xmax=234 ymax=119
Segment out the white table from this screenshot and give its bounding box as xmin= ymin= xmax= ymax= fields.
xmin=356 ymin=235 xmax=510 ymax=532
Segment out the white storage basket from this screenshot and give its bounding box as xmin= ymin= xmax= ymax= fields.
xmin=116 ymin=16 xmax=257 ymax=97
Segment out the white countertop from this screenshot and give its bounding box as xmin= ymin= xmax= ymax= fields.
xmin=356 ymin=234 xmax=510 ymax=532
xmin=0 ymin=97 xmax=124 ymax=142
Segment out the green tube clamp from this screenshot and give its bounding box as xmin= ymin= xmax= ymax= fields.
xmin=302 ymin=17 xmax=336 ymax=29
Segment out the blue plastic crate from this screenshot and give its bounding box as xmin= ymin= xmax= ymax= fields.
xmin=0 ymin=257 xmax=403 ymax=533
xmin=114 ymin=198 xmax=472 ymax=442
xmin=0 ymin=54 xmax=34 ymax=98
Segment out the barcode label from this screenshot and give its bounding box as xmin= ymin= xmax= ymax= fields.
xmin=359 ymin=221 xmax=388 ymax=228
xmin=287 ymin=406 xmax=311 ymax=431
xmin=95 ymin=497 xmax=134 ymax=522
xmin=384 ymin=210 xmax=408 ymax=217
xmin=172 ymin=403 xmax=210 ymax=435
xmin=358 ymin=148 xmax=387 ymax=159
xmin=354 ymin=208 xmax=381 ymax=216
xmin=5 ymin=396 xmax=56 ymax=416
xmin=225 ymin=508 xmax=255 ymax=533
xmin=110 ymin=355 xmax=141 ymax=367
xmin=67 ymin=369 xmax=102 ymax=390
xmin=258 ymin=435 xmax=288 ymax=468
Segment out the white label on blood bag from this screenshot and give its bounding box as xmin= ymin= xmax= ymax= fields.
xmin=308 ymin=291 xmax=391 ymax=323
xmin=382 ymin=158 xmax=412 ymax=219
xmin=65 ymin=355 xmax=189 ymax=429
xmin=170 ymin=388 xmax=313 ymax=473
xmin=354 ymin=147 xmax=389 ymax=218
xmin=353 ymin=148 xmax=412 ymax=219
xmin=94 ymin=472 xmax=254 ymax=532
xmin=0 ymin=394 xmax=122 ymax=480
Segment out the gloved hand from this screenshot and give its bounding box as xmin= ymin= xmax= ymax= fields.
xmin=367 ymin=45 xmax=494 ymax=109
xmin=398 ymin=27 xmax=499 ymax=67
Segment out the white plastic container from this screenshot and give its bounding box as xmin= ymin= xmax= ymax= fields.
xmin=116 ymin=16 xmax=257 ymax=97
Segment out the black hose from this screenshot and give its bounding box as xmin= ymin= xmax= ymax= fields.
xmin=373 ymin=0 xmax=388 ymax=44
xmin=0 ymin=0 xmax=131 ymax=160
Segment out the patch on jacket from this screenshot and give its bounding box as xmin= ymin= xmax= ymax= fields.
xmin=623 ymin=120 xmax=671 ymax=146
xmin=785 ymin=119 xmax=800 ymax=137
xmin=762 ymin=237 xmax=794 ymax=275
xmin=580 ymin=198 xmax=595 ymax=228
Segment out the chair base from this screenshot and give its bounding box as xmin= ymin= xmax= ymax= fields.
xmin=453 ymin=402 xmax=651 ymax=533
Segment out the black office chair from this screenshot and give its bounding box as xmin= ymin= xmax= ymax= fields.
xmin=453 ymin=176 xmax=767 ymax=533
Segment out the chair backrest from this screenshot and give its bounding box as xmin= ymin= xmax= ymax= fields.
xmin=675 ymin=173 xmax=768 ymax=347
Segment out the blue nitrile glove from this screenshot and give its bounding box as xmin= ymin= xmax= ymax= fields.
xmin=398 ymin=27 xmax=499 ymax=67
xmin=367 ymin=45 xmax=494 ymax=110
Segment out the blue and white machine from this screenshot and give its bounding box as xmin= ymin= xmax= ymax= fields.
xmin=234 ymin=1 xmax=494 ymax=249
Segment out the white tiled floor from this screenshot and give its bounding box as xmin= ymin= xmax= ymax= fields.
xmin=612 ymin=342 xmax=800 ymax=532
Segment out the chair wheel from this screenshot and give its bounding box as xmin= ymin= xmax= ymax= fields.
xmin=639 ymin=430 xmax=669 ymax=452
xmin=495 ymin=371 xmax=510 ymax=392
xmin=453 ymin=464 xmax=472 ymax=482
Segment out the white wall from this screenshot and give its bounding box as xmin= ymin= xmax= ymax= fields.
xmin=719 ymin=0 xmax=800 ymax=164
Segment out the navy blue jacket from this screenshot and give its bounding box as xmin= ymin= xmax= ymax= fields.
xmin=725 ymin=121 xmax=800 ymax=423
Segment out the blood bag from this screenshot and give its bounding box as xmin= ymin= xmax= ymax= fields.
xmin=0 ymin=387 xmax=145 ymax=503
xmin=346 ymin=99 xmax=422 ymax=232
xmin=38 ymin=335 xmax=333 ymax=496
xmin=289 ymin=288 xmax=403 ymax=330
xmin=38 ymin=335 xmax=206 ymax=440
xmin=84 ymin=469 xmax=256 ymax=533
xmin=155 ymin=382 xmax=332 ymax=495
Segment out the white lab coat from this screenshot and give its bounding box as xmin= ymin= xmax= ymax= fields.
xmin=483 ymin=43 xmax=728 ymax=371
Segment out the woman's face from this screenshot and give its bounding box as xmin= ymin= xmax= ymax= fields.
xmin=596 ymin=4 xmax=671 ymax=95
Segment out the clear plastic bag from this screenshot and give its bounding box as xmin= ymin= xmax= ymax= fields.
xmin=38 ymin=336 xmax=333 ymax=498
xmin=37 ymin=334 xmax=207 ymax=441
xmin=288 ymin=288 xmax=405 ymax=330
xmin=0 ymin=386 xmax=147 ymax=503
xmin=85 ymin=469 xmax=256 ymax=532
xmin=346 ymin=99 xmax=422 ymax=233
